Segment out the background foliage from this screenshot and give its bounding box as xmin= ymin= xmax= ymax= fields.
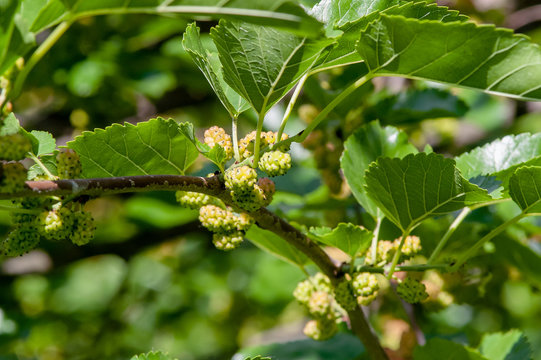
xmin=2 ymin=0 xmax=541 ymax=359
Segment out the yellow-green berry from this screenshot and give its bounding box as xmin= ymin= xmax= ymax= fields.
xmin=199 ymin=205 xmax=253 ymax=233
xmin=307 ymin=291 xmax=333 ymax=317
xmin=397 ymin=277 xmax=428 ymax=304
xmin=258 ymin=151 xmax=291 ymax=177
xmin=364 ymin=240 xmax=395 ymax=266
xmin=303 ymin=318 xmax=337 ymax=341
xmin=397 ymin=235 xmax=422 ymax=258
xmin=176 ymin=191 xmax=211 ymax=210
xmin=56 ymin=149 xmax=82 ymax=179
xmin=352 ymin=273 xmax=379 ymax=306
xmin=257 ymin=178 xmax=275 ymax=206
xmin=0 ymin=162 xmax=27 ymax=193
xmin=212 ymin=231 xmax=243 ymax=251
xmin=293 ymin=279 xmax=314 ymax=306
xmin=37 ymin=208 xmax=73 ymax=241
xmin=204 ymin=126 xmax=233 ymax=161
xmin=0 ymin=133 xmax=32 ymax=161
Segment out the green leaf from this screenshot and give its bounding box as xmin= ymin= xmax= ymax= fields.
xmin=235 ymin=333 xmax=365 ymax=360
xmin=455 ymin=133 xmax=541 ymax=180
xmin=357 ymin=14 xmax=541 ymax=101
xmin=0 ymin=112 xmax=21 ymax=136
xmin=178 ymin=122 xmax=228 ymax=168
xmin=508 ymin=166 xmax=541 ymax=214
xmin=366 ymin=88 xmax=469 ymax=125
xmin=309 ymin=223 xmax=372 ymax=257
xmin=414 ymin=338 xmax=488 ymax=360
xmin=182 ymin=23 xmax=249 ymax=117
xmin=67 ymin=118 xmax=198 ymax=178
xmin=27 ymin=154 xmax=57 ymax=179
xmin=365 ymin=153 xmax=492 ymax=231
xmin=315 ymin=2 xmax=467 ymax=71
xmin=341 ymin=121 xmax=418 ymax=218
xmin=130 ymin=350 xmax=178 ymax=360
xmin=478 ymin=330 xmax=533 ymax=360
xmin=211 ymin=20 xmax=332 ymax=114
xmin=245 ymin=225 xmax=308 ymax=267
xmin=29 ymin=130 xmax=56 ymax=156
xmin=310 ymin=0 xmax=399 ymax=28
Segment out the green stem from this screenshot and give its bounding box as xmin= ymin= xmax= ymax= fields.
xmin=387 ymin=228 xmax=411 ymax=279
xmin=427 ymin=208 xmax=471 ymax=264
xmin=343 ymin=263 xmax=449 ymax=274
xmin=297 ymin=74 xmax=372 ymax=143
xmin=450 ymin=214 xmax=525 ymax=271
xmin=252 ymin=110 xmax=266 ymax=167
xmin=368 ymin=216 xmax=382 ymax=266
xmin=9 ymin=21 xmax=72 ymax=102
xmin=28 ymin=153 xmax=56 ymax=180
xmin=276 ymin=73 xmax=308 ymax=145
xmin=232 ymin=116 xmax=241 ymax=163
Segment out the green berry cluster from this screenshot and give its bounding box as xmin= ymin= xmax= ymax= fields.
xmin=199 ymin=204 xmax=253 ymax=251
xmin=0 ymin=133 xmax=32 ymax=161
xmin=56 ymin=149 xmax=82 ymax=179
xmin=175 ymin=191 xmax=212 ymax=210
xmin=204 ymin=126 xmax=233 ymax=161
xmin=397 ymin=277 xmax=429 ymax=304
xmin=1 ymin=200 xmax=96 ymax=257
xmin=0 ymin=162 xmax=27 ymax=193
xmin=293 ymin=273 xmax=339 ymax=341
xmin=258 ymin=150 xmax=291 ymax=177
xmin=333 ymin=280 xmax=357 ymax=311
xmin=352 ymin=273 xmax=379 ymax=306
xmin=224 ymin=166 xmax=271 ymax=212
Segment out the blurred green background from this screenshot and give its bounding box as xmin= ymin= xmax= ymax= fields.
xmin=2 ymin=0 xmax=541 ymax=359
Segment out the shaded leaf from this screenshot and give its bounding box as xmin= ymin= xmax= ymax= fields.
xmin=211 ymin=20 xmax=332 ymax=114
xmin=493 ymin=236 xmax=541 ymax=288
xmin=357 ymin=14 xmax=541 ymax=101
xmin=309 ymin=223 xmax=372 ymax=257
xmin=245 ymin=226 xmax=308 ymax=267
xmin=341 ymin=121 xmax=417 ymax=218
xmin=367 ymin=88 xmax=469 ymax=125
xmin=508 ymin=166 xmax=541 ymax=214
xmin=365 ymin=153 xmax=492 ymax=231
xmin=182 ymin=23 xmax=249 ymax=117
xmin=234 ymin=333 xmax=364 ymax=360
xmin=67 ymin=118 xmax=198 ymax=178
xmin=478 ymin=330 xmax=533 ymax=360
xmin=414 ymin=338 xmax=488 ymax=360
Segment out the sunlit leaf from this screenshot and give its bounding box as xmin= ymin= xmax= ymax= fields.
xmin=309 ymin=223 xmax=372 ymax=257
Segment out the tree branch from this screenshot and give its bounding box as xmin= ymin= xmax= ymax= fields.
xmin=1 ymin=175 xmax=389 ymax=360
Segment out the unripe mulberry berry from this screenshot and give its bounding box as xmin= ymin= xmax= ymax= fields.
xmin=0 ymin=133 xmax=32 ymax=161
xmin=0 ymin=162 xmax=27 ymax=193
xmin=397 ymin=277 xmax=428 ymax=304
xmin=333 ymin=280 xmax=357 ymax=311
xmin=303 ymin=318 xmax=337 ymax=341
xmin=352 ymin=273 xmax=379 ymax=305
xmin=257 ymin=178 xmax=275 ymax=206
xmin=37 ymin=208 xmax=73 ymax=241
xmin=258 ymin=151 xmax=291 ymax=177
xmin=397 ymin=235 xmax=422 ymax=258
xmin=1 ymin=225 xmax=40 ymax=256
xmin=364 ymin=240 xmax=395 ymax=266
xmin=69 ymin=210 xmax=95 ymax=246
xmin=176 ymin=191 xmax=211 ymax=210
xmin=56 ymin=149 xmax=82 ymax=179
xmin=199 ymin=205 xmax=253 ymax=233
xmin=293 ymin=279 xmax=314 ymax=306
xmin=224 ymin=166 xmax=257 ymax=192
xmin=204 ymin=126 xmax=233 ymax=161
xmin=238 ymin=131 xmax=258 ymax=160
xmin=298 ymin=104 xmax=320 ymax=124
xmin=212 ymin=231 xmax=243 ymax=251
xmin=307 ymin=291 xmax=333 ymax=317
